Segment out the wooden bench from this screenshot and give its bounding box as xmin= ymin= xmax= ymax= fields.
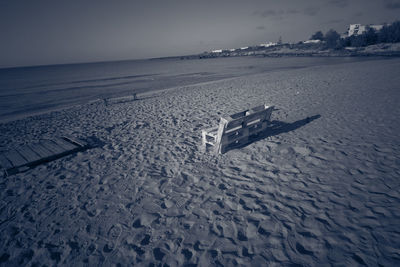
xmin=202 ymin=104 xmax=274 ymax=154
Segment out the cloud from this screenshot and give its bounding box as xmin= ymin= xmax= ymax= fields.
xmin=253 ymin=9 xmax=276 ymax=17
xmin=384 ymin=0 xmax=400 ymax=9
xmin=254 ymin=8 xmax=298 ymax=19
xmin=326 ymin=19 xmax=344 ymax=24
xmin=303 ymin=7 xmax=319 ymax=16
xmin=256 ymin=26 xmax=265 ymax=30
xmin=328 ymin=0 xmax=348 ymax=8
xmin=253 ymin=9 xmax=286 ymax=20
xmin=286 ymin=8 xmax=299 ymax=14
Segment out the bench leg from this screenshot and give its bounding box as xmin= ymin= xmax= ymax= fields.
xmin=201 ymin=130 xmax=208 ymax=152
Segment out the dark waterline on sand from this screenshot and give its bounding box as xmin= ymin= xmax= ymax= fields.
xmin=0 ymin=56 xmax=385 ymax=123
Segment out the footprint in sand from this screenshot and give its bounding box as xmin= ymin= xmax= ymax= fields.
xmin=125 ymin=237 xmax=145 ymax=256
xmin=218 ymin=183 xmax=228 ymax=190
xmin=132 ymin=218 xmax=142 ymax=228
xmin=295 ymin=242 xmax=314 ymax=256
xmin=181 ymin=248 xmax=193 ymax=261
xmin=153 ymin=247 xmax=166 ymax=261
xmin=0 ymin=253 xmax=10 ymax=264
xmin=132 ymin=213 xmax=160 ymax=228
xmin=140 ymin=234 xmax=151 ymax=246
xmin=293 ymin=146 xmax=311 ymax=156
xmin=161 ymin=198 xmax=174 ymax=209
xmin=245 ymin=223 xmax=258 ymax=240
xmin=103 ymin=243 xmax=115 ymax=253
xmin=237 ymin=229 xmax=248 ymax=241
xmin=85 ymin=243 xmax=97 ymax=256
xmin=83 ymin=201 xmax=100 ymax=217
xmin=108 ymin=224 xmax=122 ymax=240
xmin=207 ymin=249 xmax=219 ymax=259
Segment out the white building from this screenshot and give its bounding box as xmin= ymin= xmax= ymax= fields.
xmin=303 ymin=39 xmax=321 ymax=44
xmin=347 ymin=24 xmax=384 ymax=37
xmin=211 ymin=49 xmax=223 ymax=53
xmin=259 ymin=42 xmax=277 ymax=47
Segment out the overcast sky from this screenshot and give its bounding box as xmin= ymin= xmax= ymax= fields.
xmin=1 ymin=0 xmax=399 ymax=68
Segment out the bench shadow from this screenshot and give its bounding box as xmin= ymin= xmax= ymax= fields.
xmin=85 ymin=135 xmax=107 ymax=149
xmin=225 ymin=114 xmax=321 ymax=153
xmin=265 ymin=114 xmax=321 ymax=137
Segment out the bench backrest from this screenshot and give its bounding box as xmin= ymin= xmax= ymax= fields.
xmin=215 ymin=104 xmax=274 ymax=154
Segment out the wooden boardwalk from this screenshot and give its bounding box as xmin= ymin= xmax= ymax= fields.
xmin=1 ymin=136 xmax=88 ymax=177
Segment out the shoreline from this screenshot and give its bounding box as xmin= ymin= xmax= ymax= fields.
xmin=0 ymin=56 xmax=391 ymax=124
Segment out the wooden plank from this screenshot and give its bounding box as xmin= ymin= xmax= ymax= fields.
xmin=202 ymin=126 xmax=218 ymax=134
xmin=205 ymin=135 xmax=216 ymax=143
xmin=0 ymin=153 xmax=13 ymax=169
xmin=247 ymin=121 xmax=265 ymax=133
xmin=1 ymin=135 xmax=90 ymax=176
xmin=230 ymin=110 xmax=248 ymax=119
xmin=41 ymin=140 xmax=66 ymax=155
xmin=226 ymin=110 xmax=266 ymax=130
xmin=226 ymin=106 xmax=273 ymax=130
xmin=202 ymin=126 xmax=219 ymax=149
xmin=215 ymin=118 xmax=228 ymax=154
xmin=49 ymin=139 xmax=71 ymax=154
xmin=264 ymin=107 xmax=273 ymax=121
xmin=201 ymin=130 xmax=208 ymax=149
xmin=207 ymin=132 xmax=217 ymax=139
xmin=53 ymin=138 xmax=78 ymax=151
xmin=248 ymin=125 xmax=267 ymax=139
xmin=28 ymin=143 xmax=54 ymax=159
xmin=223 ymin=129 xmax=245 ymax=143
xmin=222 ymin=127 xmax=250 ymax=146
xmin=222 ymin=120 xmax=266 ymax=144
xmin=250 ymin=104 xmax=267 ymax=112
xmin=17 ymin=146 xmax=41 ymax=163
xmin=4 ymin=150 xmax=28 ymax=167
xmin=204 ymin=140 xmax=216 ymax=146
xmin=221 ymin=135 xmax=249 ymax=154
xmin=246 ymin=118 xmax=261 ymax=126
xmin=62 ymin=136 xmax=87 ymax=148
xmin=225 ymin=125 xmax=243 ymax=134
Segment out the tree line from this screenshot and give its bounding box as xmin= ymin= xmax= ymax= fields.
xmin=310 ymin=20 xmax=400 ymax=49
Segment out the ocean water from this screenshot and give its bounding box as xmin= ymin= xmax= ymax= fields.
xmin=0 ymin=56 xmax=372 ymax=122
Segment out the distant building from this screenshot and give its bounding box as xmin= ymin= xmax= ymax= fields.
xmin=347 ymin=24 xmax=384 ymax=37
xmin=240 ymin=46 xmax=249 ymax=50
xmin=259 ymin=42 xmax=277 ymax=47
xmin=303 ymin=39 xmax=321 ymax=44
xmin=211 ymin=49 xmax=223 ymax=53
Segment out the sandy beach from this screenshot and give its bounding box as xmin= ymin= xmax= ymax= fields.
xmin=1 ymin=57 xmax=400 ymax=265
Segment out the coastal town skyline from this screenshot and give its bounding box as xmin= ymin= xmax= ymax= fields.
xmin=1 ymin=0 xmax=400 ymax=68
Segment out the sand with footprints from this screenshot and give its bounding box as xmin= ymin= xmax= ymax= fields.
xmin=1 ymin=57 xmax=400 ymax=265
